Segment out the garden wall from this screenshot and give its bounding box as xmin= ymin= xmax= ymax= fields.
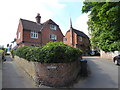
xmin=14 ymin=56 xmax=81 ymax=87
xmin=100 ymin=50 xmax=120 ymax=60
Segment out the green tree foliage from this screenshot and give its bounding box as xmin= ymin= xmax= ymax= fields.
xmin=82 ymin=2 xmax=120 ymax=52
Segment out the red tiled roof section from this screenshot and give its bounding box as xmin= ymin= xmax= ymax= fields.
xmin=20 ymin=18 xmax=43 ymax=32
xmin=43 ymin=19 xmax=58 ymax=26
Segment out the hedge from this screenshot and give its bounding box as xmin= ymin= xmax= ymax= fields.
xmin=14 ymin=42 xmax=82 ymax=63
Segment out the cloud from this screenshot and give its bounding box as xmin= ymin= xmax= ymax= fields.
xmin=0 ymin=0 xmax=66 ymax=47
xmin=75 ymin=12 xmax=90 ymax=36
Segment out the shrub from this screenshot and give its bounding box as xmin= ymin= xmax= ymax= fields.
xmin=15 ymin=46 xmax=30 ymax=59
xmin=0 ymin=50 xmax=4 ymax=56
xmin=10 ymin=49 xmax=15 ymax=58
xmin=14 ymin=42 xmax=82 ymax=63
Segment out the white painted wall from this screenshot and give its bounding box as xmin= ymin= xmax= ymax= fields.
xmin=100 ymin=50 xmax=120 ymax=60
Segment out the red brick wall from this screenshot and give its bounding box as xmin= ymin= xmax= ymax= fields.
xmin=34 ymin=60 xmax=80 ymax=87
xmin=16 ymin=21 xmax=23 ymax=44
xmin=64 ymin=31 xmax=77 ymax=47
xmin=41 ymin=24 xmax=64 ymax=45
xmin=64 ymin=32 xmax=71 ymax=46
xmin=23 ymin=30 xmax=41 ymax=44
xmin=16 ymin=21 xmax=41 ymax=47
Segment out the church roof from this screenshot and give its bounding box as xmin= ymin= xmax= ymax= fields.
xmin=67 ymin=28 xmax=89 ymax=38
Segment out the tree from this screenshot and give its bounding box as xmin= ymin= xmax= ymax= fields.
xmin=82 ymin=2 xmax=120 ymax=52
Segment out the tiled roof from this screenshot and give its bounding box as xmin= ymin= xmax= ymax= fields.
xmin=43 ymin=19 xmax=58 ymax=26
xmin=20 ymin=19 xmax=43 ymax=32
xmin=67 ymin=28 xmax=89 ymax=38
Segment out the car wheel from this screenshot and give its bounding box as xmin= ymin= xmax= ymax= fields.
xmin=114 ymin=60 xmax=118 ymax=65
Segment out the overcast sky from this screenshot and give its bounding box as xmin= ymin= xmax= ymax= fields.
xmin=0 ymin=0 xmax=89 ymax=48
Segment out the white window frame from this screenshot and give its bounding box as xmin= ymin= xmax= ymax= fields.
xmin=50 ymin=25 xmax=57 ymax=30
xmin=18 ymin=32 xmax=20 ymax=39
xmin=50 ymin=34 xmax=57 ymax=40
xmin=80 ymin=36 xmax=82 ymax=41
xmin=63 ymin=38 xmax=67 ymax=42
xmin=31 ymin=31 xmax=38 ymax=39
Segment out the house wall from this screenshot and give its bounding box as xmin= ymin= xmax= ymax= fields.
xmin=77 ymin=36 xmax=90 ymax=51
xmin=64 ymin=31 xmax=71 ymax=46
xmin=64 ymin=31 xmax=77 ymax=47
xmin=41 ymin=24 xmax=64 ymax=45
xmin=16 ymin=23 xmax=41 ymax=47
xmin=23 ymin=30 xmax=41 ymax=43
xmin=23 ymin=30 xmax=41 ymax=46
xmin=16 ymin=21 xmax=23 ymax=44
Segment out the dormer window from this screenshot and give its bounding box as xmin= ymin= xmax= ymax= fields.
xmin=31 ymin=31 xmax=38 ymax=39
xmin=50 ymin=25 xmax=57 ymax=30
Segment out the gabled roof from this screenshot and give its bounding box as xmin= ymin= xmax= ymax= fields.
xmin=20 ymin=18 xmax=59 ymax=32
xmin=67 ymin=28 xmax=89 ymax=38
xmin=20 ymin=19 xmax=43 ymax=32
xmin=43 ymin=19 xmax=58 ymax=26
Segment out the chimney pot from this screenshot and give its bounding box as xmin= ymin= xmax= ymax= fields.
xmin=35 ymin=13 xmax=41 ymax=23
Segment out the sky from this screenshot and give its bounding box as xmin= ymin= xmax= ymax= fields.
xmin=0 ymin=0 xmax=89 ymax=48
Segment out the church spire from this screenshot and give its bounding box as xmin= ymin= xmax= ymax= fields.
xmin=70 ymin=18 xmax=72 ymax=28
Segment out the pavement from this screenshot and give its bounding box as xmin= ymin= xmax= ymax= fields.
xmin=2 ymin=55 xmax=37 ymax=88
xmin=2 ymin=56 xmax=119 ymax=89
xmin=0 ymin=56 xmax=2 ymax=90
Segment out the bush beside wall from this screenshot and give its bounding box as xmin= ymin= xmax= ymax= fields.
xmin=14 ymin=41 xmax=82 ymax=63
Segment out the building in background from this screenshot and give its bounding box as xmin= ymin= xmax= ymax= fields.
xmin=64 ymin=19 xmax=90 ymax=54
xmin=15 ymin=13 xmax=64 ymax=48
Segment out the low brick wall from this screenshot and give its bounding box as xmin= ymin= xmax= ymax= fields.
xmin=34 ymin=60 xmax=80 ymax=87
xmin=14 ymin=56 xmax=81 ymax=87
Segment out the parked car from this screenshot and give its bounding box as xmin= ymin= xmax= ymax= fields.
xmin=113 ymin=54 xmax=120 ymax=65
xmin=89 ymin=50 xmax=100 ymax=56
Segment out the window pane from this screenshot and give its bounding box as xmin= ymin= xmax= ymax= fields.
xmin=80 ymin=36 xmax=82 ymax=41
xmin=31 ymin=31 xmax=38 ymax=39
xmin=50 ymin=34 xmax=57 ymax=40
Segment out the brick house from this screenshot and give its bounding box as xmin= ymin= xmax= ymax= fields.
xmin=64 ymin=21 xmax=90 ymax=53
xmin=16 ymin=13 xmax=64 ymax=48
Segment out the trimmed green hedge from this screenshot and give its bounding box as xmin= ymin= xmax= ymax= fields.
xmin=14 ymin=42 xmax=82 ymax=63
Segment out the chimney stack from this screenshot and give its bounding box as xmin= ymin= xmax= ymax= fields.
xmin=35 ymin=13 xmax=41 ymax=23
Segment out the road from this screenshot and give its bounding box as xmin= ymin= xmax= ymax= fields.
xmin=73 ymin=56 xmax=119 ymax=88
xmin=2 ymin=56 xmax=119 ymax=88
